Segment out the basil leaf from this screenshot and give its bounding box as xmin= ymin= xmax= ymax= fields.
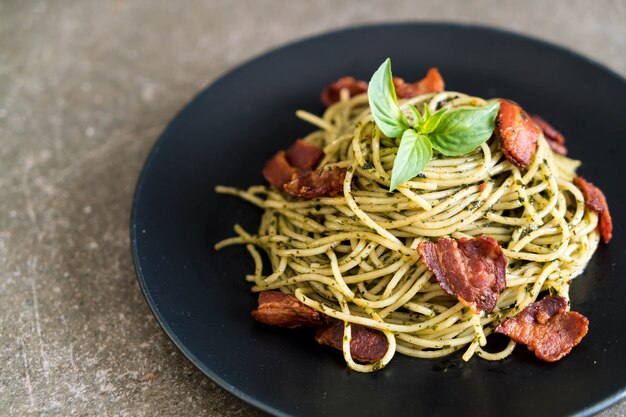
xmin=389 ymin=129 xmax=432 ymax=191
xmin=429 ymin=102 xmax=500 ymax=156
xmin=408 ymin=104 xmax=422 ymax=127
xmin=368 ymin=58 xmax=410 ymax=138
xmin=419 ymin=107 xmax=448 ymax=135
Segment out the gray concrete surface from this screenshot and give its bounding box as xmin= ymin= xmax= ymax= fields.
xmin=1 ymin=0 xmax=625 ymax=415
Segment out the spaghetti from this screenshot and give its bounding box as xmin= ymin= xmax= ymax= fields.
xmin=215 ymin=89 xmax=600 ymax=372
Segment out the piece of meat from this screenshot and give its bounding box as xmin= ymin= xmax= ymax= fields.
xmin=283 ymin=168 xmax=346 ymax=200
xmin=574 ymin=176 xmax=613 ymax=243
xmin=286 ymin=139 xmax=324 ymax=170
xmin=252 ymin=292 xmax=389 ymax=364
xmin=321 ymin=76 xmax=368 ymax=107
xmin=315 ymin=318 xmax=388 ymax=364
xmin=251 ymin=291 xmax=324 ymax=328
xmin=531 ymin=115 xmax=567 ymax=155
xmin=393 ymin=68 xmax=445 ymax=99
xmin=544 ymin=139 xmax=567 ymax=156
xmin=320 ymin=68 xmax=445 ymax=106
xmin=495 ymin=99 xmax=540 ymax=169
xmin=495 ymin=296 xmax=589 ymax=362
xmin=417 ymin=236 xmax=507 ymax=313
xmin=263 ymin=151 xmax=297 ymax=189
xmin=263 ymin=140 xmax=345 ymax=199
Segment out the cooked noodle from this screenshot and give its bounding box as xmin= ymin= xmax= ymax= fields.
xmin=215 ymin=90 xmax=600 ymax=372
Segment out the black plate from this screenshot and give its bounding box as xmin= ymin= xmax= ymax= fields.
xmin=131 ymin=23 xmax=626 ymax=417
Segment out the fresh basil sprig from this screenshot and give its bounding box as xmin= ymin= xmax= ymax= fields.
xmin=367 ymin=59 xmax=500 ymax=191
xmin=428 ymin=104 xmax=500 ymax=156
xmin=368 ymin=58 xmax=410 ymax=138
xmin=390 ymin=130 xmax=432 ymax=191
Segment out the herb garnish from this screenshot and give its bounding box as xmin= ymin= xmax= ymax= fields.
xmin=368 ymin=58 xmax=500 ymax=191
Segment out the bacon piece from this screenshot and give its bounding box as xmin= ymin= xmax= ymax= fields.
xmin=263 ymin=140 xmax=344 ymax=199
xmin=393 ymin=68 xmax=445 ymax=99
xmin=531 ymin=115 xmax=567 ymax=155
xmin=574 ymin=176 xmax=613 ymax=243
xmin=252 ymin=292 xmax=389 ymax=363
xmin=315 ymin=319 xmax=388 ymax=364
xmin=251 ymin=291 xmax=324 ymax=328
xmin=495 ymin=296 xmax=589 ymax=362
xmin=544 ymin=140 xmax=567 ymax=156
xmin=320 ymin=68 xmax=445 ymax=106
xmin=263 ymin=151 xmax=296 ymax=190
xmin=495 ymin=99 xmax=539 ymax=169
xmin=417 ymin=236 xmax=507 ymax=312
xmin=283 ymin=168 xmax=346 ymax=200
xmin=286 ymin=139 xmax=324 ymax=170
xmin=321 ymin=76 xmax=368 ymax=107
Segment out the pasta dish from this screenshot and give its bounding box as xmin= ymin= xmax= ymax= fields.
xmin=215 ymin=59 xmax=612 ymax=372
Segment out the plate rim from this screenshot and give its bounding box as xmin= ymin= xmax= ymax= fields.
xmin=130 ymin=21 xmax=626 ymax=417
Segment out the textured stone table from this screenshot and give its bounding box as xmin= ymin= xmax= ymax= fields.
xmin=1 ymin=0 xmax=625 ymax=415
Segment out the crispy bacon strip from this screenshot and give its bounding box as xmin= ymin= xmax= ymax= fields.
xmin=252 ymin=291 xmax=324 ymax=328
xmin=574 ymin=176 xmax=613 ymax=243
xmin=495 ymin=296 xmax=589 ymax=362
xmin=531 ymin=115 xmax=567 ymax=155
xmin=495 ymin=99 xmax=539 ymax=169
xmin=286 ymin=139 xmax=324 ymax=170
xmin=262 ymin=151 xmax=296 ymax=190
xmin=252 ymin=292 xmax=389 ymax=364
xmin=417 ymin=236 xmax=507 ymax=313
xmin=283 ymin=168 xmax=346 ymax=200
xmin=320 ymin=68 xmax=445 ymax=106
xmin=321 ymin=76 xmax=368 ymax=107
xmin=315 ymin=319 xmax=388 ymax=364
xmin=263 ymin=140 xmax=346 ymax=199
xmin=393 ymin=68 xmax=445 ymax=99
